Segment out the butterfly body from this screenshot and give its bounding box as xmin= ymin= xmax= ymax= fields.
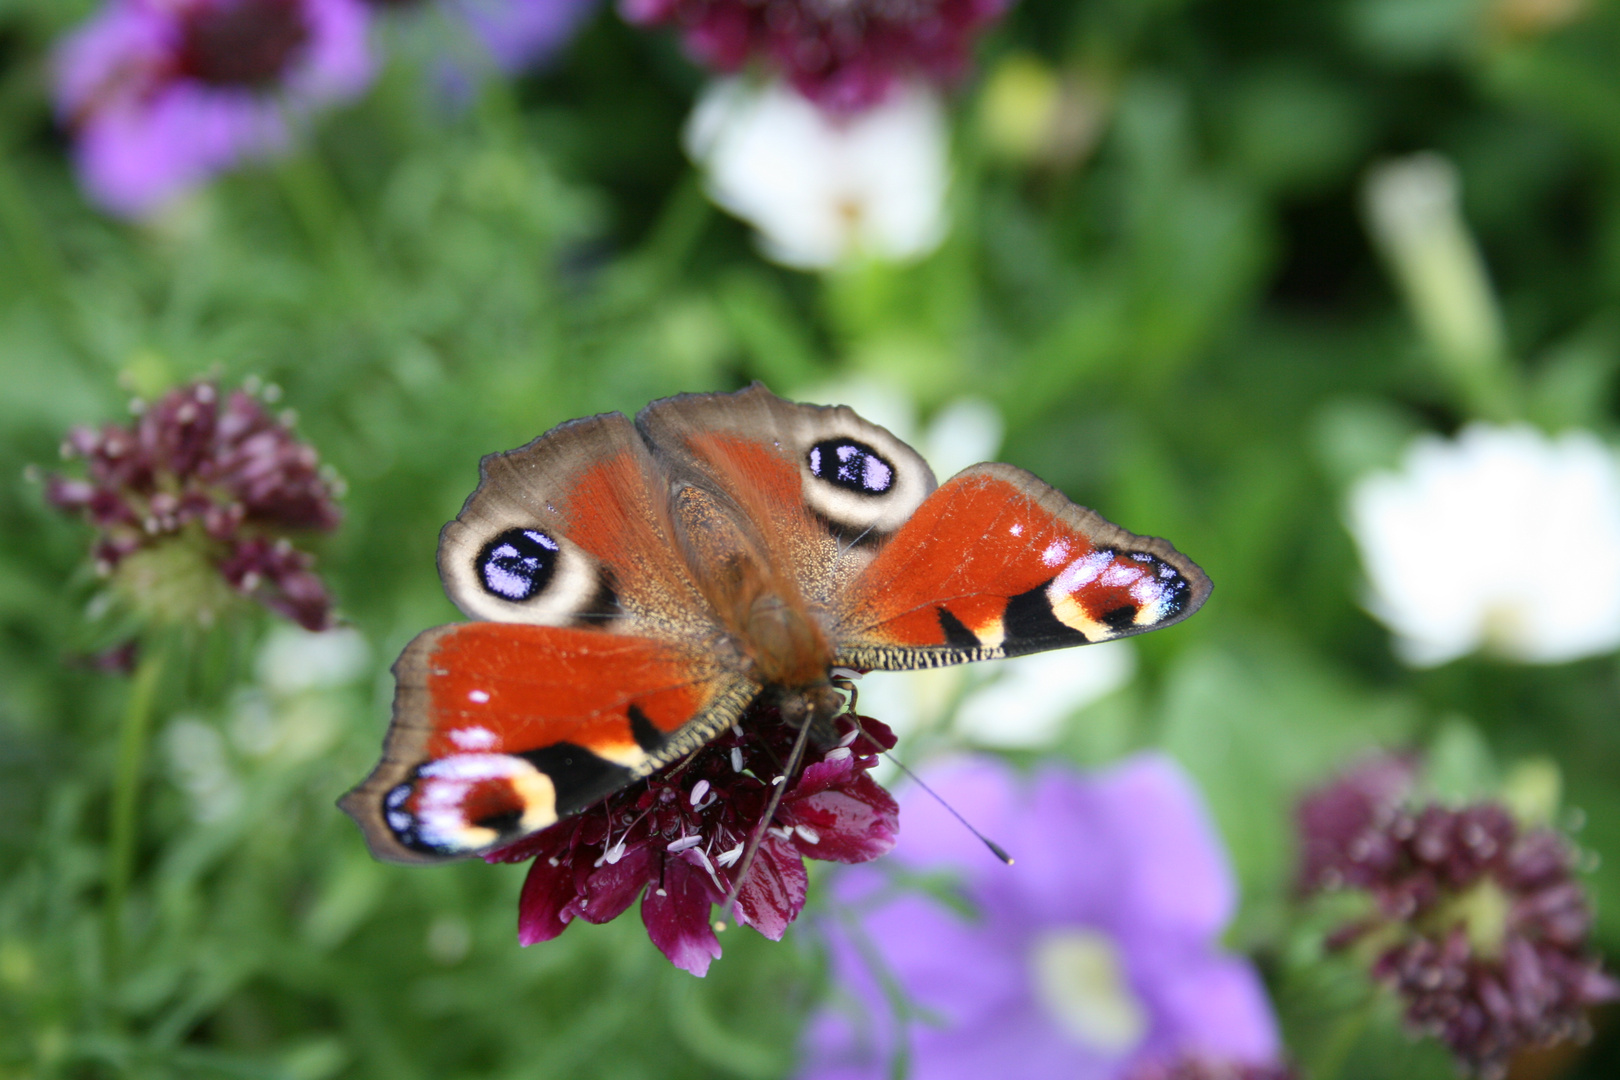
xmin=342 ymin=385 xmax=1211 ymax=864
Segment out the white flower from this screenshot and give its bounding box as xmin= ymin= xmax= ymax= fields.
xmin=952 ymin=642 xmax=1136 ymax=748
xmin=684 ymin=78 xmax=949 ymax=270
xmin=858 ymin=642 xmax=1136 ymax=750
xmin=256 ymin=624 xmax=370 ymax=694
xmin=1347 ymin=424 xmax=1620 ymax=666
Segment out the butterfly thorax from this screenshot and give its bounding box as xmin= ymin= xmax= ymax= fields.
xmin=669 ymin=482 xmax=837 ymax=714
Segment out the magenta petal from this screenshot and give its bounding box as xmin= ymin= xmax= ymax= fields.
xmin=574 ymin=843 xmax=656 ymax=925
xmin=796 ymin=756 xmax=857 ymax=797
xmin=734 ymin=837 xmax=808 ymax=941
xmin=517 ymin=853 xmax=581 ymax=945
xmin=787 ymin=771 xmax=899 ymax=864
xmin=641 ymin=855 xmax=723 ymax=976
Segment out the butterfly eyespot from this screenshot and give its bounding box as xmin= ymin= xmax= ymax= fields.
xmin=383 ymin=753 xmax=560 ymax=856
xmin=477 ymin=528 xmax=560 ymax=602
xmin=808 ymin=439 xmax=896 ymax=496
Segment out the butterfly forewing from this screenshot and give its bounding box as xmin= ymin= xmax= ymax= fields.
xmin=438 ymin=412 xmax=715 ymax=643
xmin=832 ymin=463 xmax=1212 ymax=670
xmin=340 ymin=623 xmax=760 ymax=863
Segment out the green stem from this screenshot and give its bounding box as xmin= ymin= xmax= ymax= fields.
xmin=274 ymin=150 xmax=373 ymax=309
xmin=642 ymin=172 xmax=712 ymax=287
xmin=1310 ymin=990 xmax=1379 ymax=1080
xmin=0 ymin=145 xmax=94 ymax=361
xmin=104 ymin=643 xmax=167 ymax=983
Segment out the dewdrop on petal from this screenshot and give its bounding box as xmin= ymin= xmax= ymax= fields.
xmin=1346 ymin=424 xmax=1620 ymax=666
xmin=685 ymin=78 xmax=949 ymax=271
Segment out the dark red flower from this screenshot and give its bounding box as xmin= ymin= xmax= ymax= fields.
xmin=45 ymin=380 xmax=342 ymax=631
xmin=487 ymin=707 xmax=899 ymax=976
xmin=1298 ymin=758 xmax=1618 ymax=1078
xmin=175 ymin=0 xmax=314 ymax=88
xmin=621 ymin=0 xmax=1011 ymax=113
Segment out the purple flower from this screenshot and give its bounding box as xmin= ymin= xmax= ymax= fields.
xmin=54 ymin=0 xmax=374 ymax=218
xmin=1123 ymin=1058 xmax=1296 ymax=1080
xmin=441 ymin=0 xmax=599 ymax=73
xmin=621 ymin=0 xmax=1011 ymax=113
xmin=800 ymin=755 xmax=1283 ymax=1080
xmin=1298 ymin=759 xmax=1619 ymax=1078
xmin=45 ymin=380 xmax=343 ymax=631
xmin=486 ymin=709 xmax=900 ymax=977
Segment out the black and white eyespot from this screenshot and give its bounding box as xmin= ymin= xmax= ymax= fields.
xmin=797 ymin=424 xmax=933 ymax=536
xmin=808 ymin=439 xmax=896 ymax=496
xmin=477 ymin=528 xmax=559 ymax=601
xmin=438 ymin=516 xmax=602 ymax=626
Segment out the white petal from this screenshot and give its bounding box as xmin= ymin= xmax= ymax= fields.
xmin=1347 ymin=424 xmax=1620 ymax=666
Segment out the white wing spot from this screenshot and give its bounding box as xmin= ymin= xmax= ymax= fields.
xmin=1010 ymin=523 xmax=1024 ymax=537
xmin=1100 ymin=562 xmax=1144 ymax=587
xmin=1053 ymin=550 xmax=1115 ymax=596
xmin=1042 ymin=540 xmax=1072 ymax=566
xmin=467 ymin=689 xmax=490 ymax=704
xmin=450 ymin=726 xmax=497 ymax=750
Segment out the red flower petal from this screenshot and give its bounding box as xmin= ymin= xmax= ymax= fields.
xmin=784 ymin=770 xmax=898 ymax=864
xmin=518 ymin=852 xmax=582 ymax=946
xmin=641 ymin=854 xmax=723 ymax=977
xmin=733 ymin=836 xmax=807 ymax=941
xmin=573 ymin=843 xmax=657 ymax=925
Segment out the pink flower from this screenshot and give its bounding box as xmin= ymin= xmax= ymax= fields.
xmin=54 ymin=0 xmax=374 ymax=217
xmin=45 ymin=380 xmax=342 ymax=631
xmin=622 ymin=0 xmax=1010 ymax=113
xmin=1298 ymin=759 xmax=1618 ymax=1078
xmin=486 ymin=709 xmax=900 ymax=976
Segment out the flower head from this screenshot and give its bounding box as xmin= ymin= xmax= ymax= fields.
xmin=45 ymin=380 xmax=342 ymax=631
xmin=1298 ymin=758 xmax=1618 ymax=1077
xmin=685 ymin=78 xmax=948 ymax=270
xmin=622 ymin=0 xmax=1009 ymax=113
xmin=1346 ymin=424 xmax=1620 ymax=666
xmin=487 ymin=709 xmax=899 ymax=977
xmin=800 ymin=755 xmax=1283 ymax=1080
xmin=55 ymin=0 xmax=374 ymax=217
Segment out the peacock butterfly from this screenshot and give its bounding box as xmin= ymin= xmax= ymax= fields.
xmin=340 ymin=384 xmax=1211 ymax=863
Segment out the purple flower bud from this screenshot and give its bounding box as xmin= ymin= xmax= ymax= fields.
xmin=1298 ymin=758 xmax=1618 ymax=1077
xmin=44 ymin=380 xmax=342 ymax=632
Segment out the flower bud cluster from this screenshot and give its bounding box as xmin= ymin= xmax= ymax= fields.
xmin=46 ymin=380 xmax=341 ymax=630
xmin=1298 ymin=759 xmax=1617 ymax=1077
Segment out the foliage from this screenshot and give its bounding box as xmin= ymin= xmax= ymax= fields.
xmin=0 ymin=0 xmax=1617 ymax=1077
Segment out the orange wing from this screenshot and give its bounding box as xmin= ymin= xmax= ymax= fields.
xmin=340 ymin=623 xmax=759 ymax=863
xmin=832 ymin=464 xmax=1212 ymax=670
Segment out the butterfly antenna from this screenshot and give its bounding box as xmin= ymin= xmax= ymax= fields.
xmin=851 ymin=721 xmax=1014 ymax=866
xmin=714 ymin=710 xmax=817 ymax=933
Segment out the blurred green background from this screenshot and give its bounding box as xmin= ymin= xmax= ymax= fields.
xmin=1 ymin=0 xmax=1618 ymax=1077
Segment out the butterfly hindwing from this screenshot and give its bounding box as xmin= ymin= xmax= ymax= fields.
xmin=832 ymin=463 xmax=1212 ymax=670
xmin=340 ymin=623 xmax=760 ymax=863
